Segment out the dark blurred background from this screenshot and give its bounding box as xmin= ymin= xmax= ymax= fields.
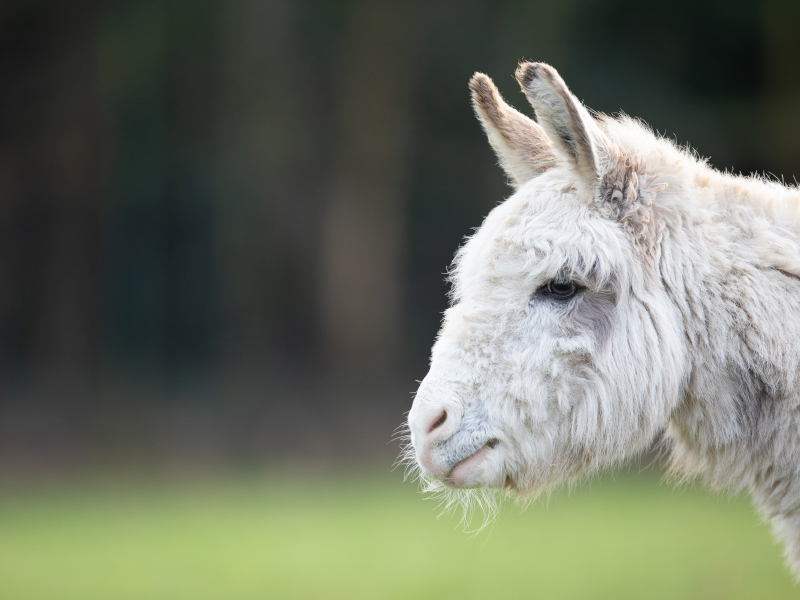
xmin=1 ymin=0 xmax=799 ymax=476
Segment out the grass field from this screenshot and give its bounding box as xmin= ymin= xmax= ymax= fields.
xmin=0 ymin=467 xmax=795 ymax=599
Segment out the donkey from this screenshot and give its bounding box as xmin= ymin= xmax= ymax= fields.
xmin=406 ymin=62 xmax=800 ymax=577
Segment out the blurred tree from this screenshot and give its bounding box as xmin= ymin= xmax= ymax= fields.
xmin=100 ymin=0 xmax=219 ymax=386
xmin=0 ymin=2 xmax=104 ymax=391
xmin=320 ymin=0 xmax=412 ymax=372
xmin=162 ymin=0 xmax=219 ymax=382
xmin=216 ymin=0 xmax=340 ymax=375
xmin=99 ymin=1 xmax=170 ymax=382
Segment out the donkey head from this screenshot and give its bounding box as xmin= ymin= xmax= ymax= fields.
xmin=407 ymin=63 xmax=686 ymax=499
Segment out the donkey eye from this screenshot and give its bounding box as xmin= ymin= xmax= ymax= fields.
xmin=543 ymin=280 xmax=577 ymax=300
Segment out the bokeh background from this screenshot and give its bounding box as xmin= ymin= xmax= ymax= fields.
xmin=1 ymin=1 xmax=800 ymax=598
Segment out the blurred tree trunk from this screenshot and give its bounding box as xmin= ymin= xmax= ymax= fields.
xmin=99 ymin=1 xmax=170 ymax=382
xmin=320 ymin=0 xmax=412 ymax=373
xmin=100 ymin=0 xmax=220 ymax=387
xmin=34 ymin=4 xmax=104 ymax=390
xmin=162 ymin=0 xmax=220 ymax=383
xmin=0 ymin=2 xmax=104 ymax=391
xmin=761 ymin=0 xmax=800 ymax=182
xmin=216 ymin=0 xmax=330 ymax=374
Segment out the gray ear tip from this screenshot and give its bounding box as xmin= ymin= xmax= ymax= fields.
xmin=470 ymin=72 xmax=489 ymax=84
xmin=469 ymin=73 xmax=499 ymax=111
xmin=515 ymin=62 xmax=540 ymax=87
xmin=515 ymin=62 xmax=556 ymax=89
xmin=469 ymin=72 xmax=493 ymax=95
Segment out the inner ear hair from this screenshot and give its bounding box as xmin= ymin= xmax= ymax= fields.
xmin=469 ymin=72 xmax=555 ymax=187
xmin=600 ymin=148 xmax=662 ymax=260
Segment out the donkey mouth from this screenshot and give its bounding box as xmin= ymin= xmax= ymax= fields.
xmin=446 ymin=438 xmax=499 ymax=487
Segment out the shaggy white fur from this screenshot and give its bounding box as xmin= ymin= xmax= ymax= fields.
xmin=405 ymin=62 xmax=800 ymax=578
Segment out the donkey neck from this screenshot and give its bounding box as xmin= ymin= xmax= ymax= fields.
xmin=663 ymin=167 xmax=800 ymax=492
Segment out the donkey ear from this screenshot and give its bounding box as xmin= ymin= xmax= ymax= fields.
xmin=515 ymin=62 xmax=608 ymax=186
xmin=469 ymin=73 xmax=555 ymax=187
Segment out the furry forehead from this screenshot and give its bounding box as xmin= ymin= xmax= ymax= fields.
xmin=449 ymin=168 xmax=637 ymax=303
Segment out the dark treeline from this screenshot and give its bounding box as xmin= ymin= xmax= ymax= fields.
xmin=1 ymin=0 xmax=798 ymax=465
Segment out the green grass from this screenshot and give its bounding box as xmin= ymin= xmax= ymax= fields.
xmin=0 ymin=468 xmax=795 ymax=599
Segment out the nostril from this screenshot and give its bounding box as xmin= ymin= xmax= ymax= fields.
xmin=428 ymin=410 xmax=448 ymax=434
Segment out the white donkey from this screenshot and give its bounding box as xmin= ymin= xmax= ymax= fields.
xmin=407 ymin=62 xmax=800 ymax=577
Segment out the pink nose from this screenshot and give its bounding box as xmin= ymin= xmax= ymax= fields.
xmin=408 ymin=404 xmax=460 ymax=477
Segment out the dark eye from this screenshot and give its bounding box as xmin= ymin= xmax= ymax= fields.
xmin=544 ymin=280 xmax=577 ymax=300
